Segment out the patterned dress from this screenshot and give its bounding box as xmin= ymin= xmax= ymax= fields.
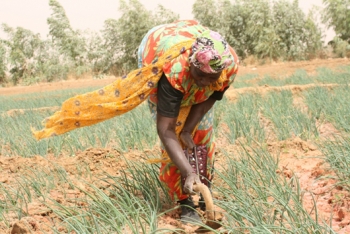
xmin=138 ymin=20 xmax=239 ymax=201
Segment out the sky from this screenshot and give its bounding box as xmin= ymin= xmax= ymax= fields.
xmin=0 ymin=0 xmax=335 ymax=42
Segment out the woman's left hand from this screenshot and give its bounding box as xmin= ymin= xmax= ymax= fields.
xmin=180 ymin=130 xmax=195 ymax=151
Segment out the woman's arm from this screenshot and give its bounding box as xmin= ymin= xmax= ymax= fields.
xmin=180 ymin=97 xmax=217 ymax=148
xmin=157 ymin=114 xmax=200 ymax=194
xmin=157 ymin=115 xmax=193 ymax=177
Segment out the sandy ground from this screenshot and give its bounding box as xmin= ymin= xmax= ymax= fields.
xmin=1 ymin=58 xmax=350 ymax=233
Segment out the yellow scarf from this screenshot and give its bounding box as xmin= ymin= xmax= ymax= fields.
xmin=32 ymin=39 xmax=226 ymax=141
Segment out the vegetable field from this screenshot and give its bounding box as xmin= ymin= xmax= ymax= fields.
xmin=1 ymin=58 xmax=350 ymax=233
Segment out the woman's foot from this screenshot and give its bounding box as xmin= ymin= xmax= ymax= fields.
xmin=178 ymin=197 xmax=203 ymax=224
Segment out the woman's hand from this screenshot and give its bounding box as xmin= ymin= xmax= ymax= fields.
xmin=180 ymin=130 xmax=196 ymax=151
xmin=183 ymin=172 xmax=201 ymax=194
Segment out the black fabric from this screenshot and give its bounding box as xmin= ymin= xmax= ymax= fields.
xmin=157 ymin=73 xmax=184 ymax=118
xmin=157 ymin=73 xmax=229 ymax=117
xmin=209 ymin=86 xmax=229 ymax=101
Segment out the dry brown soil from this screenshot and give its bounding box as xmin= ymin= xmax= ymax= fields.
xmin=1 ymin=58 xmax=350 ymax=233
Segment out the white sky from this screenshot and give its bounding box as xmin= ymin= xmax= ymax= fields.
xmin=0 ymin=0 xmax=335 ymax=42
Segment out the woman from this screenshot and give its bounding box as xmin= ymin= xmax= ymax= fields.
xmin=32 ymin=20 xmax=239 ymax=224
xmin=138 ymin=20 xmax=239 ymax=223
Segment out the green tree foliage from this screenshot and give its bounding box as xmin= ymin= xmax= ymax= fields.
xmin=0 ymin=0 xmax=178 ymax=84
xmin=272 ymin=0 xmax=322 ymax=60
xmin=1 ymin=23 xmax=72 ymax=85
xmin=322 ymin=0 xmax=350 ymax=42
xmin=193 ymin=0 xmax=323 ymax=61
xmin=102 ymin=0 xmax=179 ymax=73
xmin=0 ymin=40 xmax=7 ymax=83
xmin=1 ymin=24 xmax=45 ymax=84
xmin=192 ymin=0 xmax=249 ymax=56
xmin=303 ymin=8 xmax=324 ymax=58
xmin=101 ymin=18 xmax=123 ymax=74
xmin=332 ymin=36 xmax=350 ymax=57
xmin=192 ymin=0 xmax=221 ymax=29
xmin=47 ymin=0 xmax=86 ymax=66
xmin=243 ymin=0 xmax=278 ymax=59
xmin=81 ymin=30 xmax=110 ymax=75
xmin=35 ymin=40 xmax=71 ymax=82
xmin=0 ymin=0 xmax=330 ymax=85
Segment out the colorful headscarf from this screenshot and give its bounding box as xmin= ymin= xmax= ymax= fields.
xmin=190 ymin=30 xmax=232 ymax=74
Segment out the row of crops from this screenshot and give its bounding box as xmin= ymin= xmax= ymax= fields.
xmin=0 ymin=66 xmax=349 ymax=233
xmin=1 ymin=67 xmax=349 ymax=156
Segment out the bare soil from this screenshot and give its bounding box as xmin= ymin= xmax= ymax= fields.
xmin=1 ymin=58 xmax=350 ymax=233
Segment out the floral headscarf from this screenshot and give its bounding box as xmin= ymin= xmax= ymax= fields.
xmin=190 ymin=30 xmax=232 ymax=74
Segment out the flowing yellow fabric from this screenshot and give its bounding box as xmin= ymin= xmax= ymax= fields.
xmin=32 ymin=38 xmax=227 ymax=141
xmin=32 ymin=40 xmax=195 ymax=140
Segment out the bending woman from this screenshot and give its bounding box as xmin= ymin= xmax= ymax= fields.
xmin=138 ymin=20 xmax=239 ymax=223
xmin=32 ymin=19 xmax=239 ymax=225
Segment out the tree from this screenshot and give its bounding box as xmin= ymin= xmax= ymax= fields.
xmin=47 ymin=0 xmax=86 ymax=66
xmin=102 ymin=0 xmax=179 ymax=74
xmin=192 ymin=0 xmax=252 ymax=58
xmin=81 ymin=29 xmax=110 ymax=75
xmin=0 ymin=40 xmax=7 ymax=83
xmin=1 ymin=22 xmax=73 ymax=84
xmin=193 ymin=0 xmax=323 ymax=60
xmin=1 ymin=24 xmax=45 ymax=84
xmin=242 ymin=0 xmax=275 ymax=58
xmin=303 ymin=8 xmax=323 ymax=58
xmin=153 ymin=5 xmax=179 ymax=26
xmin=272 ymin=0 xmax=322 ymax=60
xmin=35 ymin=40 xmax=71 ymax=82
xmin=192 ymin=0 xmax=221 ymax=29
xmin=322 ymin=0 xmax=350 ymax=42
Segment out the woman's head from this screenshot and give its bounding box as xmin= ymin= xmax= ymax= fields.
xmin=190 ymin=30 xmax=232 ymax=75
xmin=190 ymin=65 xmax=222 ymax=87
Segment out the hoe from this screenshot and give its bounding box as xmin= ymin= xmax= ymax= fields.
xmin=193 ymin=183 xmax=222 ymax=232
xmin=184 ymin=146 xmax=222 ymax=232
